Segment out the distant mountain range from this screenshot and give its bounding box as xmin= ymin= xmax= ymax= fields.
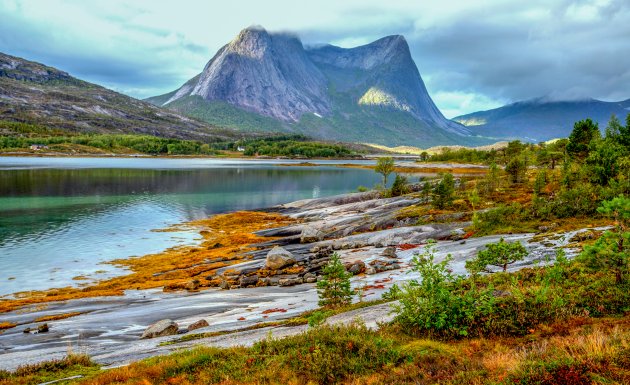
xmin=0 ymin=52 xmax=239 ymax=142
xmin=454 ymin=97 xmax=630 ymax=142
xmin=147 ymin=26 xmax=484 ymax=148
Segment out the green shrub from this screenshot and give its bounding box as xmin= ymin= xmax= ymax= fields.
xmin=578 ymin=196 xmax=630 ymax=284
xmin=551 ymin=184 xmax=600 ymax=218
xmin=390 ymin=174 xmax=410 ymax=197
xmin=307 ymin=310 xmax=333 ymax=327
xmin=253 ymin=324 xmax=405 ymax=384
xmin=533 ymin=169 xmax=547 ymax=194
xmin=473 ymin=203 xmax=525 ymax=234
xmin=393 ymin=241 xmax=495 ymax=337
xmin=466 ymin=238 xmax=529 ymax=274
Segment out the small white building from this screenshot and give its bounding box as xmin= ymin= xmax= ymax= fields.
xmin=237 ymin=146 xmax=245 ymax=152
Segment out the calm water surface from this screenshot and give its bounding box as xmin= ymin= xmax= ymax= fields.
xmin=0 ymin=157 xmax=378 ymax=295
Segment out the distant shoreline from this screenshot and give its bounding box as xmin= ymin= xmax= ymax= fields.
xmin=0 ymin=151 xmax=370 ymax=160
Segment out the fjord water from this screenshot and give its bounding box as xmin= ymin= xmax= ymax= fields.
xmin=0 ymin=157 xmax=379 ymax=296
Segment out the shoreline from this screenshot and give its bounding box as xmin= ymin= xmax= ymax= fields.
xmin=0 ymin=185 xmax=609 ymax=370
xmin=0 ymin=211 xmax=295 ymax=314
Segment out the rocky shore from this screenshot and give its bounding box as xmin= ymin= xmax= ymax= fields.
xmin=0 ymin=186 xmax=603 ymax=371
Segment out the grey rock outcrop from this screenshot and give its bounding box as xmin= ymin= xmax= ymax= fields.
xmin=162 ymin=26 xmax=331 ymax=122
xmin=300 ymin=225 xmax=325 ymax=243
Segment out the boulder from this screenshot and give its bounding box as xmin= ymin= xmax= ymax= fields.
xmin=300 ymin=226 xmax=325 ymax=243
xmin=450 ymin=228 xmax=467 ymax=241
xmin=141 ymin=319 xmax=179 ymax=339
xmin=382 ymin=246 xmax=397 ymax=258
xmin=279 ymin=277 xmax=303 ymax=286
xmin=187 ymin=319 xmax=209 ymax=332
xmin=37 ymin=324 xmax=49 ymax=333
xmin=365 ymin=266 xmax=376 ymax=275
xmin=185 ymin=279 xmax=200 ymax=291
xmin=265 ymin=246 xmax=296 ymax=270
xmin=345 ymin=260 xmax=366 ymax=275
xmin=239 ymin=274 xmax=259 ymax=287
xmin=570 ymin=230 xmax=595 ymax=243
xmin=303 ymin=272 xmax=317 ymax=283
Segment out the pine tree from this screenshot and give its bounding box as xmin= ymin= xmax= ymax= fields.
xmin=432 ymin=173 xmax=455 ymax=209
xmin=317 ymin=253 xmax=354 ymax=308
xmin=579 ymin=196 xmax=630 ymax=284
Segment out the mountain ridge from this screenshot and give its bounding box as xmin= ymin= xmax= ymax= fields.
xmin=0 ymin=52 xmax=240 ymax=142
xmin=454 ymin=97 xmax=630 ymax=142
xmin=147 ymin=26 xmax=477 ymax=147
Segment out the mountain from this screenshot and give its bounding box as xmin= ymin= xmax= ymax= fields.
xmin=0 ymin=52 xmax=239 ymax=141
xmin=147 ymin=26 xmax=484 ymax=147
xmin=454 ymin=97 xmax=630 ymax=142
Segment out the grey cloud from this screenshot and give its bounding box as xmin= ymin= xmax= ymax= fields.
xmin=400 ymin=1 xmax=630 ymax=103
xmin=1 ymin=0 xmax=628 ymax=110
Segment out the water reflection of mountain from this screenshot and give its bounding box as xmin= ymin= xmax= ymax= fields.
xmin=0 ymin=167 xmax=364 ymax=197
xmin=0 ymin=166 xmax=379 ymax=247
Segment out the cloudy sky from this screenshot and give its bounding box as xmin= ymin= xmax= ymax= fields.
xmin=1 ymin=0 xmax=628 ymax=117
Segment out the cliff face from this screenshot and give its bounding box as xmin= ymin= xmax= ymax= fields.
xmin=149 ymin=26 xmax=476 ymax=146
xmin=307 ymin=36 xmax=469 ymax=135
xmin=166 ymin=27 xmax=331 ymax=122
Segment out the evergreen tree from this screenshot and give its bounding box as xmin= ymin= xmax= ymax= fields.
xmin=505 ymin=156 xmax=527 ymax=184
xmin=566 ymin=118 xmax=600 ymax=161
xmin=432 ymin=173 xmax=455 ymax=209
xmin=390 ymin=174 xmax=410 ymax=197
xmin=317 ymin=253 xmax=354 ymax=308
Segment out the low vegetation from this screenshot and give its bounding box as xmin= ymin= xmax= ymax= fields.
xmin=0 ymin=122 xmax=359 ymax=158
xmin=237 ymin=135 xmax=358 ymax=158
xmin=396 ymin=114 xmax=630 ymax=237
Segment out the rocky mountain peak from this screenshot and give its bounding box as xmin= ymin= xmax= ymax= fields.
xmin=150 ymin=26 xmax=471 ymax=142
xmin=306 ymin=34 xmax=411 ymax=71
xmin=229 ymin=25 xmax=273 ymax=58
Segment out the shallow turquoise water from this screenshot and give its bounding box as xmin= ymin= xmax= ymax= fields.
xmin=0 ymin=157 xmax=379 ymax=295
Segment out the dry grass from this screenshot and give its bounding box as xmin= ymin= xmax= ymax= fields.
xmin=34 ymin=311 xmax=83 ymax=323
xmin=0 ymin=321 xmax=17 ymax=331
xmin=336 ymin=163 xmax=488 ymax=175
xmin=2 ymin=316 xmax=628 ymax=384
xmin=0 ymin=211 xmax=295 ymax=314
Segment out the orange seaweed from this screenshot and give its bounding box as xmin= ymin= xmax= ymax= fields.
xmin=0 ymin=211 xmax=295 ymax=314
